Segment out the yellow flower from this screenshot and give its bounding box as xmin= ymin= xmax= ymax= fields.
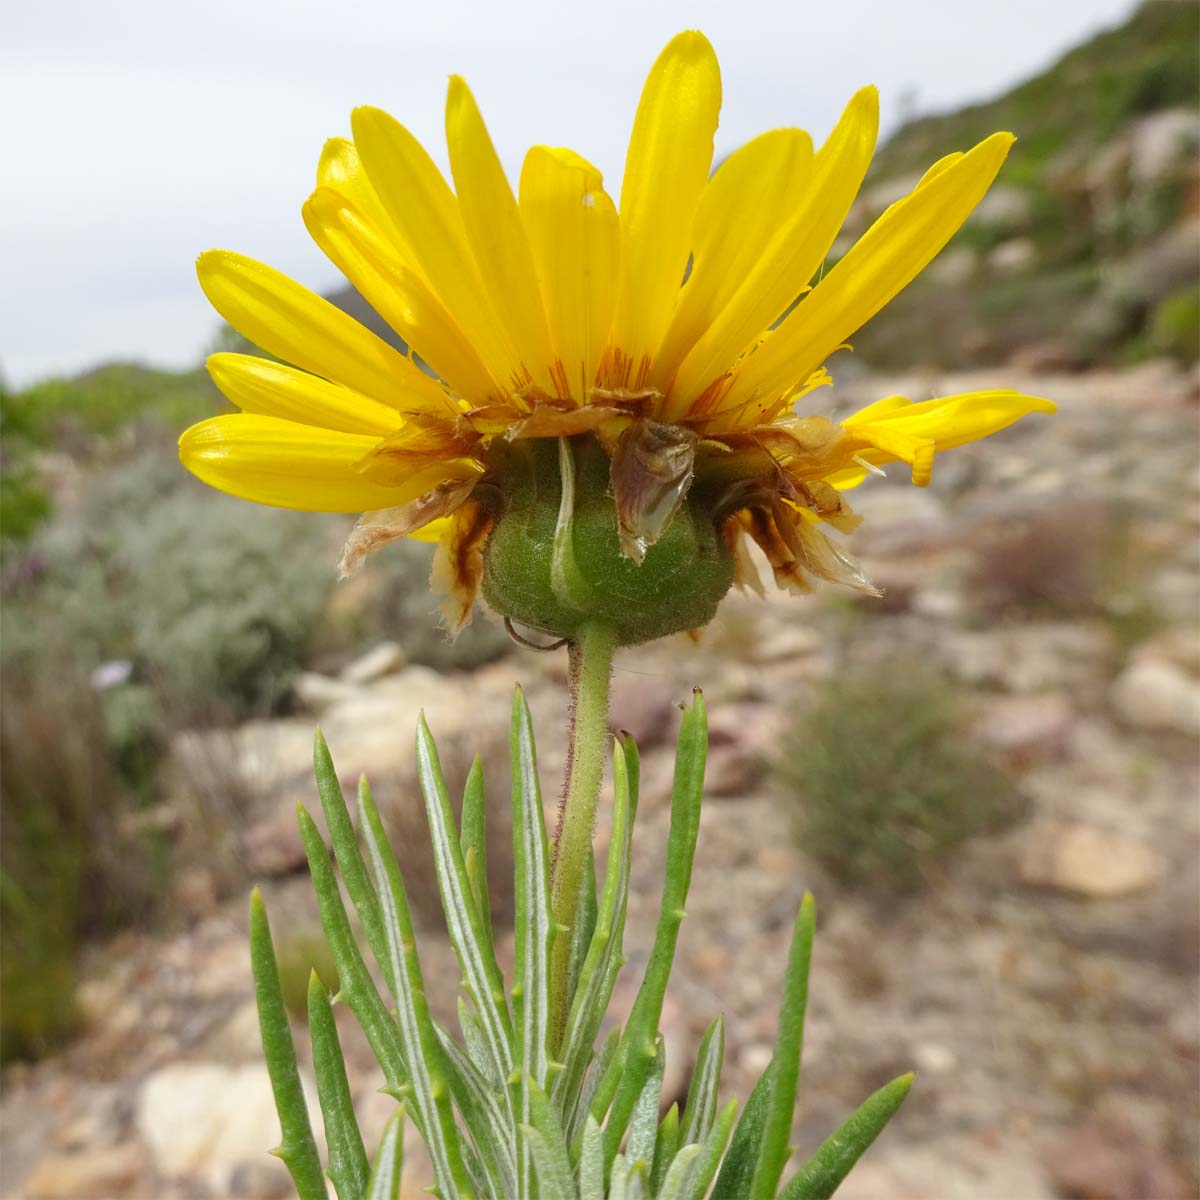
xmin=180 ymin=31 xmax=1053 ymax=632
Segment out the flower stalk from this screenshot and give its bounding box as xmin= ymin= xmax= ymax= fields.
xmin=549 ymin=620 xmax=617 ymax=1047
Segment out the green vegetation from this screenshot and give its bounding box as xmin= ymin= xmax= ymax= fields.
xmin=777 ymin=666 xmax=1022 ymax=890
xmin=850 ymin=1 xmax=1200 ymax=368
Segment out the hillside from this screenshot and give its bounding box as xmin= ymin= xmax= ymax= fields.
xmin=846 ymin=0 xmax=1199 ymax=369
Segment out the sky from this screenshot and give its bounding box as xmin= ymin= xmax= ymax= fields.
xmin=1 ymin=0 xmax=1137 ymax=388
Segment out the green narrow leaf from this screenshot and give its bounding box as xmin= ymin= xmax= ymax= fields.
xmin=365 ymin=1109 xmax=404 ymax=1200
xmin=460 ymin=755 xmax=494 ymax=949
xmin=436 ymin=1024 xmax=518 ymax=1197
xmin=579 ymin=1115 xmax=606 ymax=1200
xmin=415 ymin=714 xmax=514 ymax=1083
xmin=657 ymin=1144 xmax=704 ymax=1200
xmin=458 ymin=996 xmax=503 ymax=1089
xmin=625 ymin=1158 xmax=649 ymax=1200
xmin=650 ymin=1102 xmax=680 ymax=1196
xmin=555 ymin=735 xmax=639 ymax=1129
xmin=608 ymin=1153 xmax=630 ymax=1200
xmin=248 ymin=888 xmax=326 ymax=1200
xmin=568 ymin=1027 xmax=622 ymax=1153
xmin=750 ymin=892 xmax=816 ymax=1199
xmin=566 ymin=845 xmax=598 ymax=1005
xmin=625 ymin=1035 xmax=665 ymax=1172
xmin=356 ymin=778 xmax=476 ymax=1200
xmin=313 ymin=731 xmax=385 ymax=965
xmin=307 ymin=971 xmax=370 ymax=1200
xmin=710 ymin=1057 xmax=774 ymax=1199
xmin=679 ymin=1014 xmax=724 ymax=1147
xmin=523 ymin=1077 xmax=575 ymax=1197
xmin=297 ymin=806 xmax=409 ymax=1110
xmin=779 ymin=1073 xmax=914 ymax=1200
xmin=601 ymin=693 xmax=708 ymax=1168
xmin=678 ymin=1097 xmax=739 ymax=1200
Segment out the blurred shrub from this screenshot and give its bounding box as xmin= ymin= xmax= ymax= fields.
xmin=0 ymin=662 xmax=162 ymax=1062
xmin=964 ymin=498 xmax=1164 ymax=651
xmin=776 ymin=665 xmax=1022 ymax=890
xmin=1149 ymin=287 xmax=1200 ymax=363
xmin=275 ymin=930 xmax=340 ymax=1023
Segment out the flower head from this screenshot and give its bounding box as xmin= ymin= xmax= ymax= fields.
xmin=180 ymin=32 xmax=1054 ymax=641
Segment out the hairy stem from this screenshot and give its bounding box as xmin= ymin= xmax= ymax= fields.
xmin=548 ymin=620 xmax=616 ymax=1049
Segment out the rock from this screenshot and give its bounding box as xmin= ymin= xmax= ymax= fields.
xmin=928 ymin=245 xmax=977 ymax=287
xmin=228 ymin=1159 xmax=294 ymax=1199
xmin=341 ymin=640 xmax=406 ymax=684
xmin=970 ymin=183 xmax=1032 ymax=228
xmin=608 ymin=672 xmax=686 ymax=748
xmin=1128 ymin=107 xmax=1200 ymax=185
xmin=1134 ymin=628 xmax=1200 ymax=677
xmin=243 ymin=803 xmax=309 ymax=877
xmin=1111 ymin=659 xmax=1200 ymax=737
xmin=974 ymin=693 xmax=1075 ymax=767
xmin=136 ymin=1061 xmax=318 ymax=1193
xmin=1020 ymin=820 xmax=1161 ymax=898
xmin=292 ymin=670 xmax=355 ymax=712
xmin=1044 ymin=1113 xmax=1191 ymax=1200
xmin=22 ymin=1143 xmax=145 ymax=1199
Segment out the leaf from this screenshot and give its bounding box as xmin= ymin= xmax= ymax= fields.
xmin=365 ymin=1109 xmax=404 ymax=1200
xmin=522 ymin=1077 xmax=575 ymax=1198
xmin=356 ymin=778 xmax=475 ymax=1199
xmin=436 ymin=1024 xmax=518 ymax=1197
xmin=297 ymin=804 xmax=408 ymax=1102
xmin=566 ymin=845 xmax=598 ymax=1006
xmin=657 ymin=1144 xmax=704 ymax=1200
xmin=678 ymin=1097 xmax=738 ymax=1200
xmin=778 ymin=1073 xmax=913 ymax=1200
xmin=555 ymin=735 xmax=639 ymax=1130
xmin=415 ymin=714 xmax=514 ymax=1084
xmin=625 ymin=1035 xmax=666 ymax=1172
xmin=568 ymin=1027 xmax=622 ymax=1153
xmin=710 ymin=1059 xmax=774 ymax=1199
xmin=307 ymin=970 xmax=370 ymax=1200
xmin=313 ymin=730 xmax=385 ymax=966
xmin=600 ymin=693 xmax=708 ymax=1168
xmin=578 ymin=1115 xmax=606 ymax=1200
xmin=460 ymin=755 xmax=494 ymax=948
xmin=750 ymin=892 xmax=816 ymax=1199
xmin=649 ymin=1102 xmax=680 ymax=1196
xmin=248 ymin=889 xmax=326 ymax=1200
xmin=679 ymin=1014 xmax=724 ymax=1147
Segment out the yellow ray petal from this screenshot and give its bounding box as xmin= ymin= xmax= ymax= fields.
xmin=207 ymin=353 xmax=404 ymax=436
xmin=178 ymin=414 xmax=460 ymax=512
xmin=519 ymin=146 xmax=620 ymax=403
xmin=445 ymin=77 xmax=557 ymax=395
xmin=650 ymin=127 xmax=813 ymax=394
xmin=664 ymin=87 xmax=879 ymax=416
xmin=720 ymin=131 xmax=1016 ymax=422
xmin=840 ymin=389 xmax=1056 ymax=486
xmin=350 ymin=105 xmax=525 ymax=391
xmin=303 ymin=186 xmax=501 ymax=405
xmin=317 ymin=137 xmax=418 ymax=270
xmin=196 ymin=251 xmax=453 ymax=417
xmin=608 ymin=31 xmax=721 ymax=389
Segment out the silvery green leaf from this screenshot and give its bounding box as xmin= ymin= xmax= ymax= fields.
xmin=248 ymin=889 xmax=326 ymax=1200
xmin=679 ymin=1014 xmax=724 ymax=1147
xmin=567 ymin=1026 xmax=621 ymax=1152
xmin=458 ymin=997 xmax=503 ymax=1090
xmin=608 ymin=1153 xmax=630 ymax=1200
xmin=625 ymin=1158 xmax=648 ymax=1200
xmin=313 ymin=731 xmax=386 ymax=971
xmin=435 ymin=1024 xmax=518 ymax=1197
xmin=778 ymin=1073 xmax=913 ymax=1200
xmin=356 ymin=779 xmax=473 ymax=1199
xmin=711 ymin=1062 xmax=773 ymax=1200
xmin=365 ymin=1109 xmax=404 ymax=1200
xmin=416 ymin=715 xmax=514 ymax=1085
xmin=600 ymin=695 xmax=707 ymax=1169
xmin=307 ymin=971 xmax=369 ymax=1200
xmin=297 ymin=805 xmax=409 ymax=1104
xmin=459 ymin=755 xmax=494 ymax=948
xmin=678 ymin=1098 xmax=738 ymax=1200
xmin=750 ymin=893 xmax=815 ymax=1199
xmin=625 ymin=1035 xmax=665 ymax=1173
xmin=554 ymin=735 xmax=638 ymax=1125
xmin=578 ymin=1115 xmax=605 ymax=1200
xmin=656 ymin=1143 xmax=704 ymax=1200
xmin=650 ymin=1102 xmax=680 ymax=1196
xmin=521 ymin=1077 xmax=574 ymax=1199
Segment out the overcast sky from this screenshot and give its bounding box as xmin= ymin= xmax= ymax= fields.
xmin=1 ymin=0 xmax=1136 ymax=387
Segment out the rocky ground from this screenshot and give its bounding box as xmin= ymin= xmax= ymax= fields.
xmin=3 ymin=362 xmax=1198 ymax=1200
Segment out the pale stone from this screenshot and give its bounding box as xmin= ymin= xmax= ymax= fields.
xmin=989 ymin=237 xmax=1037 ymax=274
xmin=136 ymin=1062 xmax=322 ymax=1192
xmin=23 ymin=1143 xmax=145 ymax=1199
xmin=340 ymin=639 xmax=406 ymax=684
xmin=1020 ymin=821 xmax=1161 ymax=898
xmin=292 ymin=670 xmax=355 ymax=713
xmin=1111 ymin=659 xmax=1200 ymax=737
xmin=975 ymin=693 xmax=1075 ymax=766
